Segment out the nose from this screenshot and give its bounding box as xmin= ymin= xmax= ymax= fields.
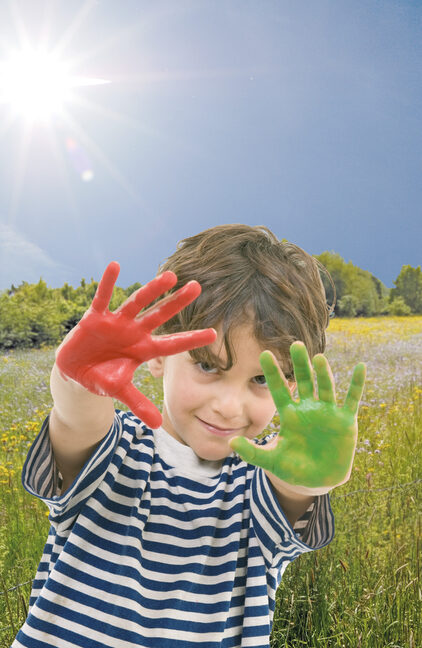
xmin=208 ymin=383 xmax=245 ymax=425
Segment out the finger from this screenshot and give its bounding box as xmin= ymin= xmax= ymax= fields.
xmin=343 ymin=363 xmax=366 ymax=416
xmin=113 ymin=383 xmax=163 ymax=429
xmin=312 ymin=354 xmax=336 ymax=404
xmin=137 ymin=280 xmax=202 ymax=332
xmin=150 ymin=328 xmax=217 ymax=357
xmin=91 ymin=261 xmax=120 ymax=313
xmin=259 ymin=351 xmax=293 ymax=410
xmin=290 ymin=342 xmax=315 ymax=400
xmin=229 ymin=436 xmax=278 ymax=473
xmin=115 ymin=271 xmax=177 ymax=319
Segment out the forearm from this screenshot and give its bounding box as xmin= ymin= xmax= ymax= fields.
xmin=264 ymin=469 xmax=315 ymax=527
xmin=49 ymin=362 xmax=115 ymax=487
xmin=50 ymin=362 xmax=115 ymax=432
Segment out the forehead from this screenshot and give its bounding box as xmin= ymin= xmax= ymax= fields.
xmin=209 ymin=322 xmax=284 ymax=367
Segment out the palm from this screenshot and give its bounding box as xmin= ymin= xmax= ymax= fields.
xmin=58 ymin=308 xmax=152 ymax=394
xmin=56 ymin=262 xmax=216 ymax=428
xmin=272 ymin=398 xmax=358 ymax=488
xmin=229 ymin=342 xmax=366 ymax=491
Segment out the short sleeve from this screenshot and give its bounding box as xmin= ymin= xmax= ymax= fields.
xmin=21 ymin=412 xmax=123 ymax=531
xmin=250 ymin=467 xmax=335 ymax=571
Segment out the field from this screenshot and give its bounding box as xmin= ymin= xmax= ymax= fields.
xmin=0 ymin=317 xmax=421 ymax=647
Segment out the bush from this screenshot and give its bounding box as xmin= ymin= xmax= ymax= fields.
xmin=0 ymin=278 xmax=142 ymax=350
xmin=386 ymin=297 xmax=412 ymax=316
xmin=337 ymin=294 xmax=358 ymax=317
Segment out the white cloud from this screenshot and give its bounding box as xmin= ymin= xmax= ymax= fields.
xmin=0 ymin=223 xmax=67 ymax=289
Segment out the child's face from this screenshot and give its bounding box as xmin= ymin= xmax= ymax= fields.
xmin=147 ymin=323 xmax=296 ymax=462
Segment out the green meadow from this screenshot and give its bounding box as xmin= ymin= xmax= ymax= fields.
xmin=1 ymin=317 xmax=421 ymax=647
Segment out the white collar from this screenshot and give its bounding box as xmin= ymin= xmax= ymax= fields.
xmin=153 ymin=426 xmax=224 ymax=479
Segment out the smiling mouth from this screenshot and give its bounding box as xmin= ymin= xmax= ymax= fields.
xmin=196 ymin=417 xmax=242 ymax=437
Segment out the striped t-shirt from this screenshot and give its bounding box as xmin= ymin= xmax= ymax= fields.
xmin=13 ymin=409 xmax=334 ymax=648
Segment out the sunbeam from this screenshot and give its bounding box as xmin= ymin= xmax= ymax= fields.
xmin=0 ymin=0 xmax=116 ymax=229
xmin=8 ymin=121 xmax=32 ymax=227
xmin=49 ymin=0 xmax=98 ymax=62
xmin=43 ymin=122 xmax=81 ymax=222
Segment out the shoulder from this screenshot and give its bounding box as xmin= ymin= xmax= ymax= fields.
xmin=115 ymin=409 xmax=155 ymax=450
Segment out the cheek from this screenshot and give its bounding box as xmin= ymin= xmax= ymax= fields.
xmin=248 ymin=395 xmax=277 ymax=434
xmin=260 ymin=390 xmax=278 ymax=419
xmin=164 ymin=366 xmax=204 ymax=410
xmin=261 ymin=401 xmax=277 ymax=427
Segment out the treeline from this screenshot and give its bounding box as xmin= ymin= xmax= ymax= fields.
xmin=315 ymin=253 xmax=422 ymax=318
xmin=0 ymin=278 xmax=141 ymax=350
xmin=0 ymin=254 xmax=421 ymax=349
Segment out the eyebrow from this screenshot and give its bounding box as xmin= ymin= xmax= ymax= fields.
xmin=206 ymin=351 xmax=267 ymax=376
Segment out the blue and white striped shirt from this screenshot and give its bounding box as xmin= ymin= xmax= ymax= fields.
xmin=13 ymin=410 xmax=334 ymax=648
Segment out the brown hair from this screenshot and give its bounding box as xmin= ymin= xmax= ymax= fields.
xmin=151 ymin=224 xmax=334 ymax=380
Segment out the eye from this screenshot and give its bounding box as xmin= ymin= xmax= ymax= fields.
xmin=253 ymin=375 xmax=268 ymax=387
xmin=196 ymin=361 xmax=219 ymax=374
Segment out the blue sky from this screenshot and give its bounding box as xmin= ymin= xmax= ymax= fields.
xmin=0 ymin=0 xmax=421 ymax=291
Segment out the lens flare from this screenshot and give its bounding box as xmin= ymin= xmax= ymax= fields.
xmin=65 ymin=137 xmax=94 ymax=182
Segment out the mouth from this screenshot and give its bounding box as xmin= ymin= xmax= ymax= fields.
xmin=196 ymin=416 xmax=242 ymax=438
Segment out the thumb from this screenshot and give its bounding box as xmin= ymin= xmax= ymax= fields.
xmin=229 ymin=436 xmax=276 ymax=473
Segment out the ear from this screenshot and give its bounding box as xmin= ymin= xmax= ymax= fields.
xmin=147 ymin=356 xmax=165 ymax=378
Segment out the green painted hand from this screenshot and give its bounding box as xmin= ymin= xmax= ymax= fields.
xmin=229 ymin=342 xmax=366 ymax=493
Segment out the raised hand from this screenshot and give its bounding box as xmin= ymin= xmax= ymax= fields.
xmin=229 ymin=342 xmax=366 ymax=493
xmin=56 ymin=261 xmax=216 ymax=428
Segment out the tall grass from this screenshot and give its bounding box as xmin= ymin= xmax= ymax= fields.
xmin=0 ymin=317 xmax=421 ymax=647
xmin=271 ymin=317 xmax=422 ymax=648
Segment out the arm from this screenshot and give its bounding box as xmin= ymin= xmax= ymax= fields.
xmin=49 ymin=261 xmax=216 ymax=491
xmin=49 ymin=364 xmax=116 ymax=491
xmin=265 ymin=469 xmax=315 ymax=527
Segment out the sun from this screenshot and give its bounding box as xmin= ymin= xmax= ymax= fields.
xmin=0 ymin=46 xmax=109 ymax=124
xmin=0 ymin=2 xmax=162 ymax=208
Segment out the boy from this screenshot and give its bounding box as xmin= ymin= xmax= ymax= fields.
xmin=13 ymin=224 xmax=365 ymax=648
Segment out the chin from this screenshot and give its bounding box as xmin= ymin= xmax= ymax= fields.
xmin=195 ymin=445 xmax=230 ymax=462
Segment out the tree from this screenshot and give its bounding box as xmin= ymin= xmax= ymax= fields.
xmin=338 ymin=294 xmax=358 ymax=317
xmin=315 ymin=252 xmax=388 ymax=316
xmin=390 ymin=265 xmax=422 ymax=314
xmin=315 ymin=252 xmax=346 ymax=310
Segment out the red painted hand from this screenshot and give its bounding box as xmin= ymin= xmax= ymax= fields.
xmin=55 ymin=261 xmax=216 ymax=428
